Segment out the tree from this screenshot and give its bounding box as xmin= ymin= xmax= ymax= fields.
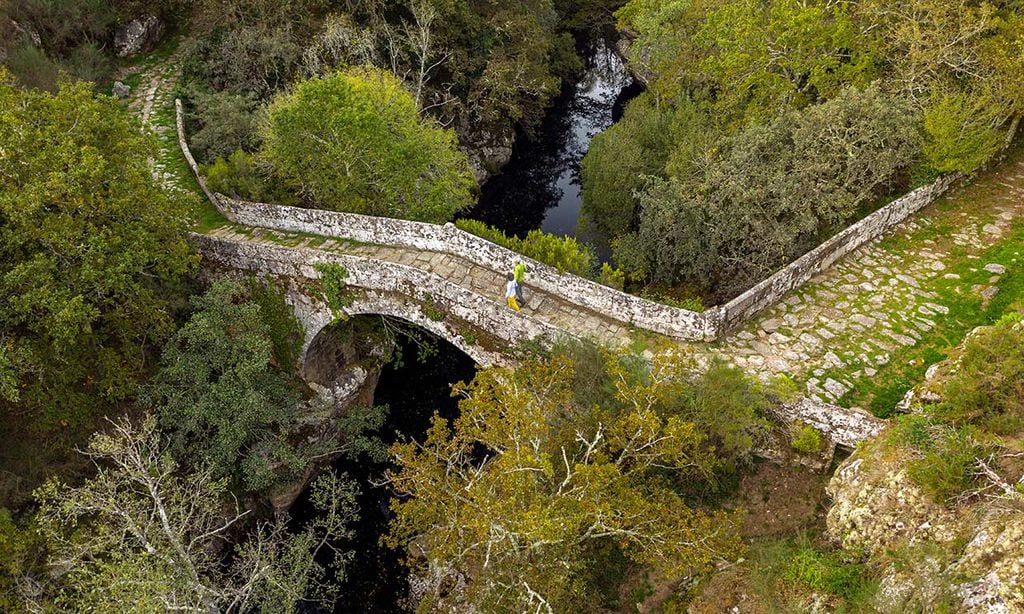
xmin=260 ymin=67 xmax=475 ymax=222
xmin=0 ymin=72 xmax=193 ymax=418
xmin=34 ymin=415 xmax=358 ymax=613
xmin=387 ymin=347 xmax=752 ymax=612
xmin=694 ymin=0 xmax=877 ymax=122
xmin=622 ymin=86 xmax=920 ymax=296
xmin=146 ymin=280 xmax=308 ymax=492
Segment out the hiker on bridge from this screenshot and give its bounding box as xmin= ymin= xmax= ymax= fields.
xmin=513 ymin=260 xmax=528 ymax=306
xmin=505 ymin=273 xmax=521 ymax=312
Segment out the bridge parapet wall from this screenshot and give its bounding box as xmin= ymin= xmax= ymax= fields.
xmin=719 ymin=173 xmax=959 ymax=331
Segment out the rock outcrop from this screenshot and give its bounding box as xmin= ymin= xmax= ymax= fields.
xmin=826 ymin=320 xmax=1024 ymax=613
xmin=114 ymin=15 xmax=164 ymax=57
xmin=459 ymin=125 xmax=514 ymax=184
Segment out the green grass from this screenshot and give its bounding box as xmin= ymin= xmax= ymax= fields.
xmin=832 ymin=216 xmax=1024 ymax=416
xmin=744 ymin=533 xmax=878 ymax=613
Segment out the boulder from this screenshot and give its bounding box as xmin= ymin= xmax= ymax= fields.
xmin=114 ymin=15 xmax=164 ymax=57
xmin=826 ymin=441 xmax=958 ymax=553
xmin=458 ymin=123 xmax=514 ymax=184
xmin=112 ymin=80 xmax=131 ymax=99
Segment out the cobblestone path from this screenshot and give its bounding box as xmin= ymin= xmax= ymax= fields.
xmin=716 ymin=148 xmax=1024 ymax=409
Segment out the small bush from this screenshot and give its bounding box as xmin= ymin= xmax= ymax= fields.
xmin=891 ymin=416 xmax=986 ymax=504
xmin=315 ymin=263 xmax=353 ymax=316
xmin=785 ymin=546 xmax=875 ymax=602
xmin=204 ymin=149 xmax=267 ymax=200
xmin=791 ymin=423 xmax=825 ymax=455
xmin=932 ymin=316 xmax=1024 ymax=435
xmin=598 ymin=262 xmax=625 ymax=290
xmin=455 ymin=219 xmax=597 ymax=277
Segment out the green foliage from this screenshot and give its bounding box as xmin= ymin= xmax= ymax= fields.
xmin=34 ymin=415 xmax=358 ymax=612
xmin=0 ymin=73 xmax=193 ymax=420
xmin=422 ymin=298 xmax=446 ymax=322
xmin=931 ymin=316 xmax=1024 ymax=435
xmin=890 ymin=416 xmax=987 ymax=504
xmin=387 ymin=346 xmax=751 ymax=611
xmin=783 ymin=543 xmax=877 ymax=604
xmin=315 ymin=263 xmax=354 ymax=317
xmin=0 ymin=508 xmax=45 ymax=612
xmin=146 ymin=280 xmax=317 ymax=493
xmin=923 ymin=91 xmax=1005 ymax=174
xmin=580 ymin=92 xmax=698 ymax=240
xmin=790 ymin=423 xmax=825 ymax=455
xmin=187 ymin=88 xmax=261 ymax=163
xmin=260 ymin=67 xmax=475 ymax=222
xmin=598 ymin=262 xmax=625 ymax=291
xmin=4 ymin=42 xmax=63 ymax=91
xmin=455 ymin=219 xmax=598 ymax=277
xmin=247 ymin=278 xmax=304 ymax=372
xmin=695 ymin=0 xmax=877 ymax=121
xmin=202 ymin=149 xmax=298 ymax=205
xmin=638 ymin=288 xmax=705 ymax=311
xmin=624 ymin=86 xmax=920 ymax=296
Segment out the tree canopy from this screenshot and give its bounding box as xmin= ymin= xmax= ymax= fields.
xmin=387 ymin=344 xmax=767 ymax=611
xmin=260 ymin=67 xmax=475 ymax=223
xmin=34 ymin=415 xmax=358 ymax=612
xmin=0 ymin=72 xmax=193 ymax=419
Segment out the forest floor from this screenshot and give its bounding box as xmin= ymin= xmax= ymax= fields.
xmin=715 ymin=145 xmax=1024 ymax=416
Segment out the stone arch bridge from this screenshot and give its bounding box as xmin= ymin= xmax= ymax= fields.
xmin=177 ymin=100 xmax=986 ymax=447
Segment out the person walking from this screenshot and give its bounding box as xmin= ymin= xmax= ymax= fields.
xmin=513 ymin=260 xmax=527 ymax=306
xmin=505 ymin=272 xmax=520 ymax=312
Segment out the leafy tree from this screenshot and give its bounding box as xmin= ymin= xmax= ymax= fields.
xmin=387 ymin=347 xmax=753 ymax=611
xmin=187 ymin=88 xmax=261 ymax=163
xmin=34 ymin=415 xmax=358 ymax=613
xmin=694 ymin=0 xmax=877 ymax=121
xmin=923 ymin=90 xmax=1005 ymax=174
xmin=0 ymin=72 xmax=193 ymax=419
xmin=621 ymin=86 xmax=919 ymax=295
xmin=260 ymin=67 xmax=475 ymax=222
xmin=580 ymin=92 xmax=686 ymax=241
xmin=146 ymin=280 xmax=313 ymax=493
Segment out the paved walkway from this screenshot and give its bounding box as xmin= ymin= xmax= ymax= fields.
xmin=716 ymin=150 xmax=1024 ymax=407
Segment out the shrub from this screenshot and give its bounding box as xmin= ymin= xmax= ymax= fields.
xmin=455 ymin=219 xmax=598 ymax=277
xmin=599 ymin=262 xmax=625 ymax=291
xmin=923 ymin=91 xmax=1004 ymax=175
xmin=785 ymin=545 xmax=875 ymax=602
xmin=315 ymin=263 xmax=353 ymax=316
xmin=891 ymin=416 xmax=986 ymax=504
xmin=261 ymin=67 xmax=475 ymax=223
xmin=791 ymin=423 xmax=825 ymax=455
xmin=932 ymin=315 xmax=1024 ymax=435
xmin=187 ymin=88 xmax=261 ymax=163
xmin=203 ymin=149 xmax=299 ymax=206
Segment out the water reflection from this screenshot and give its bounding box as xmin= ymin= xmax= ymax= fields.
xmin=467 ymin=37 xmax=640 ymax=242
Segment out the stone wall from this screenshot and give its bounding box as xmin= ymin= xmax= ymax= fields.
xmin=720 ymin=174 xmax=959 ymax=331
xmin=177 ymin=99 xmax=954 ymax=340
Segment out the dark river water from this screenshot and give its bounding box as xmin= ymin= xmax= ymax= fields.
xmin=292 ymin=330 xmax=476 ymax=614
xmin=293 ymin=35 xmax=640 ymax=614
xmin=466 ymin=37 xmax=641 ymax=241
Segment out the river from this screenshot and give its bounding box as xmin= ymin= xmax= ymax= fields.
xmin=466 ymin=36 xmax=641 ymax=244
